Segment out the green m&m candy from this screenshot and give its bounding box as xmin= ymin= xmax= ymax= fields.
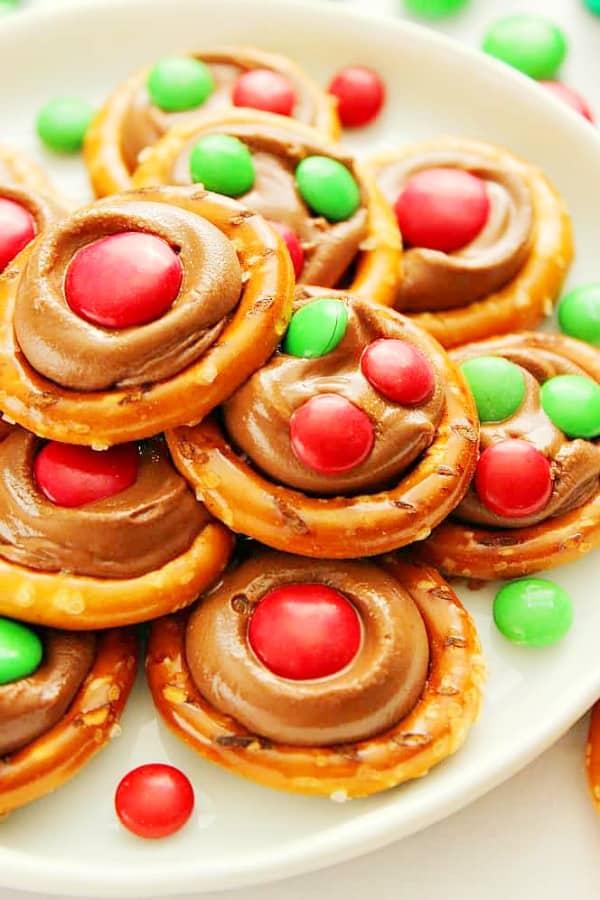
xmin=283 ymin=298 xmax=348 ymax=358
xmin=36 ymin=97 xmax=94 ymax=153
xmin=482 ymin=15 xmax=567 ymax=80
xmin=558 ymin=284 xmax=600 ymax=346
xmin=148 ymin=57 xmax=214 ymax=113
xmin=584 ymin=0 xmax=600 ymax=15
xmin=541 ymin=374 xmax=600 ymax=439
xmin=0 ymin=617 xmax=43 ymax=685
xmin=461 ymin=356 xmax=526 ymax=422
xmin=189 ymin=134 xmax=255 ymax=197
xmin=494 ymin=578 xmax=573 ymax=647
xmin=296 ymin=156 xmax=360 ymax=223
xmin=403 ymin=0 xmax=469 ymax=18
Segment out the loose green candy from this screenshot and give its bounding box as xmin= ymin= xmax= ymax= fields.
xmin=403 ymin=0 xmax=469 ymax=18
xmin=189 ymin=134 xmax=255 ymax=197
xmin=0 ymin=617 xmax=43 ymax=685
xmin=541 ymin=374 xmax=600 ymax=439
xmin=296 ymin=156 xmax=360 ymax=223
xmin=482 ymin=15 xmax=567 ymax=80
xmin=461 ymin=356 xmax=525 ymax=423
xmin=558 ymin=284 xmax=600 ymax=346
xmin=283 ymin=298 xmax=348 ymax=358
xmin=584 ymin=0 xmax=600 ymax=14
xmin=148 ymin=57 xmax=214 ymax=113
xmin=494 ymin=578 xmax=573 ymax=647
xmin=36 ymin=98 xmax=94 ymax=154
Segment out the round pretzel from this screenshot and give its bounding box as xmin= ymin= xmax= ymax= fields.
xmin=0 ymin=145 xmax=62 ymax=198
xmin=84 ymin=45 xmax=340 ymax=197
xmin=146 ymin=557 xmax=484 ymax=798
xmin=415 ymin=332 xmax=600 ymax=580
xmin=0 ymin=628 xmax=137 ymax=814
xmin=0 ymin=186 xmax=294 ymax=446
xmin=368 ymin=137 xmax=573 ymax=348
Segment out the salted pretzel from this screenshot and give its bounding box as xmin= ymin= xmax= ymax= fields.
xmin=132 ymin=109 xmax=400 ymax=304
xmin=146 ymin=551 xmax=484 ymax=798
xmin=586 ymin=701 xmax=600 ymax=814
xmin=0 ymin=429 xmax=232 ymax=629
xmin=85 ymin=45 xmax=340 ymax=197
xmin=0 ymin=626 xmax=137 ymax=814
xmin=167 ymin=287 xmax=478 ymax=558
xmin=416 ymin=332 xmax=600 ymax=580
xmin=0 ymin=185 xmax=293 ymax=446
xmin=369 ymin=137 xmax=573 ymax=347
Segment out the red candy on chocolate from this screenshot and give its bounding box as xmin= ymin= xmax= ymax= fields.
xmin=290 ymin=393 xmax=374 ymax=474
xmin=361 ymin=339 xmax=435 ymax=404
xmin=115 ymin=763 xmax=194 ymax=840
xmin=270 ymin=220 xmax=304 ymax=278
xmin=0 ymin=198 xmax=35 ymax=273
xmin=64 ymin=232 xmax=183 ymax=329
xmin=395 ymin=167 xmax=490 ymax=253
xmin=474 ymin=439 xmax=552 ymax=519
xmin=232 ymin=68 xmax=297 ymax=116
xmin=248 ymin=583 xmax=362 ymax=680
xmin=328 ymin=66 xmax=385 ymax=127
xmin=34 ymin=441 xmax=139 ymax=508
xmin=540 ymin=81 xmax=594 ymax=123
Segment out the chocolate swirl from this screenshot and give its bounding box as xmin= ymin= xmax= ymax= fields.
xmin=185 ymin=552 xmax=429 ymax=746
xmin=454 ymin=340 xmax=600 ymax=528
xmin=375 ymin=147 xmax=534 ymax=311
xmin=14 ymin=193 xmax=242 ymax=392
xmin=223 ymin=291 xmax=445 ymax=495
xmin=0 ymin=630 xmax=95 ymax=756
xmin=0 ymin=430 xmax=209 ymax=578
xmin=164 ymin=120 xmax=368 ymax=287
xmin=123 ymin=49 xmax=320 ymax=173
xmin=0 ymin=184 xmax=66 ymax=249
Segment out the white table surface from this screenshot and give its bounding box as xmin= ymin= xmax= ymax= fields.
xmin=2 ymin=0 xmax=599 ymax=897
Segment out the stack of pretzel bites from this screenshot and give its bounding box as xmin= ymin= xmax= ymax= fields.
xmin=0 ymin=44 xmax=597 ymax=819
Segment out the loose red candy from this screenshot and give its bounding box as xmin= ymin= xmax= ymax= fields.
xmin=34 ymin=441 xmax=139 ymax=508
xmin=248 ymin=583 xmax=362 ymax=680
xmin=0 ymin=198 xmax=35 ymax=273
xmin=115 ymin=764 xmax=194 ymax=839
xmin=361 ymin=339 xmax=435 ymax=404
xmin=232 ymin=68 xmax=297 ymax=116
xmin=65 ymin=232 xmax=183 ymax=329
xmin=290 ymin=393 xmax=374 ymax=474
xmin=540 ymin=81 xmax=594 ymax=122
xmin=328 ymin=66 xmax=385 ymax=127
xmin=395 ymin=167 xmax=490 ymax=253
xmin=270 ymin=220 xmax=304 ymax=278
xmin=475 ymin=439 xmax=552 ymax=518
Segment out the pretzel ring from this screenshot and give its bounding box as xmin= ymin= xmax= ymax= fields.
xmin=84 ymin=45 xmax=340 ymax=197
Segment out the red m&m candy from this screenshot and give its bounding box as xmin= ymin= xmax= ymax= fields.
xmin=270 ymin=221 xmax=304 ymax=279
xmin=115 ymin=763 xmax=194 ymax=839
xmin=34 ymin=442 xmax=139 ymax=508
xmin=0 ymin=198 xmax=35 ymax=273
xmin=328 ymin=66 xmax=385 ymax=127
xmin=232 ymin=68 xmax=297 ymax=116
xmin=65 ymin=232 xmax=183 ymax=329
xmin=290 ymin=393 xmax=374 ymax=474
xmin=361 ymin=339 xmax=435 ymax=404
xmin=395 ymin=168 xmax=490 ymax=253
xmin=540 ymin=81 xmax=594 ymax=122
xmin=474 ymin=439 xmax=552 ymax=518
xmin=248 ymin=583 xmax=361 ymax=680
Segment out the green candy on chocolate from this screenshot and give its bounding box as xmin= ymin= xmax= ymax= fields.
xmin=558 ymin=284 xmax=600 ymax=346
xmin=296 ymin=156 xmax=360 ymax=223
xmin=0 ymin=617 xmax=43 ymax=685
xmin=494 ymin=578 xmax=573 ymax=647
xmin=283 ymin=298 xmax=348 ymax=358
xmin=189 ymin=134 xmax=255 ymax=197
xmin=461 ymin=356 xmax=526 ymax=422
xmin=482 ymin=14 xmax=567 ymax=80
xmin=541 ymin=374 xmax=600 ymax=439
xmin=148 ymin=57 xmax=214 ymax=113
xmin=36 ymin=97 xmax=94 ymax=154
xmin=403 ymin=0 xmax=469 ymax=18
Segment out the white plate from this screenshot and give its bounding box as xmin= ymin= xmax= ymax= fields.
xmin=0 ymin=0 xmax=599 ymax=896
